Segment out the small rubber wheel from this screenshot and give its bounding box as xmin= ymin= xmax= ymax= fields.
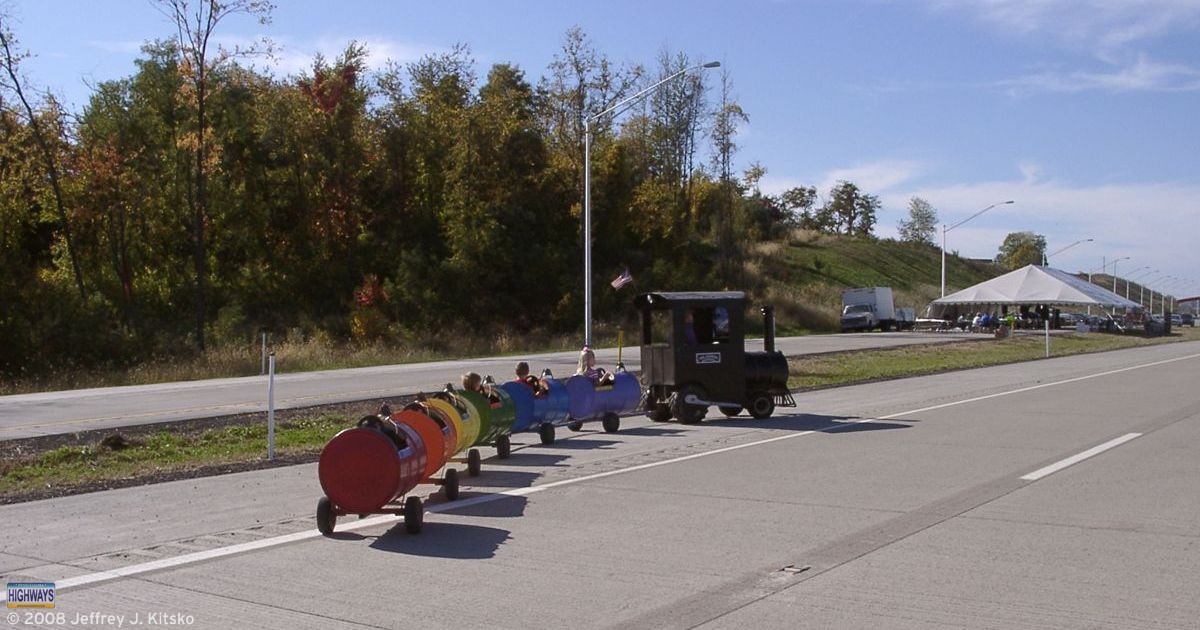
xmin=602 ymin=412 xmax=620 ymax=433
xmin=403 ymin=496 xmax=423 ymax=534
xmin=539 ymin=423 xmax=555 ymax=445
xmin=316 ymin=496 xmax=336 ymax=536
xmin=467 ymin=448 xmax=482 ymax=477
xmin=720 ymin=405 xmax=743 ymax=417
xmin=671 ymin=386 xmax=707 ymax=424
xmin=495 ymin=434 xmax=511 ymax=459
xmin=648 ymin=403 xmax=672 ymax=422
xmin=567 ymin=420 xmax=584 ymax=431
xmin=443 ymin=467 xmax=460 ymax=501
xmin=747 ymin=392 xmax=775 ymax=419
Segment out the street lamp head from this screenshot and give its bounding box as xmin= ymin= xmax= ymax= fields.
xmin=702 ymin=61 xmax=721 ymax=68
xmin=1002 ymin=200 xmax=1015 ymax=204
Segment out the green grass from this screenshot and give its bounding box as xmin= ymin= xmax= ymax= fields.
xmin=0 ymin=324 xmax=631 ymax=396
xmin=4 ymin=327 xmax=1195 ymax=503
xmin=0 ymin=415 xmax=350 ymax=499
xmin=788 ymin=327 xmax=1199 ymax=389
xmin=2 ymin=234 xmax=1006 ymax=395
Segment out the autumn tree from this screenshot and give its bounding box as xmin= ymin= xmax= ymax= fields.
xmin=153 ymin=0 xmax=273 ymax=349
xmin=0 ymin=13 xmax=86 ymax=300
xmin=997 ymin=231 xmax=1046 ymax=270
xmin=898 ymin=196 xmax=938 ymax=245
xmin=820 ymin=181 xmax=878 ymax=236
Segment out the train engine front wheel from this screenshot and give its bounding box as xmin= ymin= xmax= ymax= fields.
xmin=746 ymin=392 xmax=775 ymax=419
xmin=671 ymin=385 xmax=708 ymax=424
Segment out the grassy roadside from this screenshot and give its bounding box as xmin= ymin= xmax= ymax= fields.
xmin=788 ymin=327 xmax=1200 ymax=389
xmin=2 ymin=328 xmax=1196 ymax=503
xmin=0 ymin=326 xmax=632 ymax=396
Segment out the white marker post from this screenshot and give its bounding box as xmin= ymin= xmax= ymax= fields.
xmin=260 ymin=332 xmax=267 ymax=375
xmin=1045 ymin=320 xmax=1050 ymax=358
xmin=267 ymin=351 xmax=276 ymax=461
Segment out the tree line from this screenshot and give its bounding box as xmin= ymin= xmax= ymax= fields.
xmin=0 ymin=4 xmax=896 ymax=377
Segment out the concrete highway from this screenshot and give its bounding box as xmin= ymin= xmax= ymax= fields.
xmin=0 ymin=331 xmax=990 ymax=439
xmin=2 ymin=340 xmax=1197 ymax=628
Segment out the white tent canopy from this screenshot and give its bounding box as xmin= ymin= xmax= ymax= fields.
xmin=931 ymin=265 xmax=1141 ymax=309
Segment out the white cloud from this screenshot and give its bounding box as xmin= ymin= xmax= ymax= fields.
xmin=876 ymin=169 xmax=1200 ymax=286
xmin=266 ymin=36 xmax=445 ymax=77
xmin=924 ymin=1 xmax=1200 ymax=94
xmin=929 ymin=0 xmax=1200 ymax=50
xmin=817 ymin=160 xmax=924 ymax=195
xmin=998 ymin=54 xmax=1200 ymax=93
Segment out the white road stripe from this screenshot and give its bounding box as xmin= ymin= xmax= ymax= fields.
xmin=34 ymin=348 xmax=1200 ymax=594
xmin=877 ymin=351 xmax=1200 ymax=421
xmin=1020 ymin=433 xmax=1143 ymax=481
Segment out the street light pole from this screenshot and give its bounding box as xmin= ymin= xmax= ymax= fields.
xmin=1043 ymin=238 xmax=1093 ymax=266
xmin=1140 ymin=271 xmax=1162 ymax=308
xmin=1124 ymin=266 xmax=1152 ymax=300
xmin=581 ymin=61 xmax=720 ymax=346
xmin=940 ymin=200 xmax=1014 ymax=297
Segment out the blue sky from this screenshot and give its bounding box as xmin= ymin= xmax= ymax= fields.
xmin=6 ymin=0 xmax=1199 ymax=297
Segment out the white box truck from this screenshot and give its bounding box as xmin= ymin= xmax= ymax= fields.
xmin=840 ymin=287 xmax=914 ymax=332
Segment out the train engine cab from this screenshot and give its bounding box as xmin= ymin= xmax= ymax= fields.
xmin=635 ymin=291 xmax=795 ymax=423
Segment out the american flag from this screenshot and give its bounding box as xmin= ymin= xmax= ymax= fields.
xmin=610 ymin=268 xmax=633 ymax=290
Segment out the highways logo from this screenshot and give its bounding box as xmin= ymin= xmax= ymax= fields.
xmin=6 ymin=582 xmax=55 ymax=608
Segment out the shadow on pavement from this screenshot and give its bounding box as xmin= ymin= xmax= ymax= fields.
xmin=612 ymin=426 xmax=689 ymax=437
xmin=702 ymin=413 xmax=914 ymax=435
xmin=456 ymin=469 xmax=541 ymax=490
xmin=484 ymin=452 xmax=571 ymax=468
xmin=438 ymin=493 xmax=529 ymax=519
xmin=369 ymin=521 xmax=513 ymax=559
xmin=532 ymin=437 xmax=620 ymax=450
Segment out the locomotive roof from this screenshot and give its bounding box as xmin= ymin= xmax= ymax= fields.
xmin=634 ymin=291 xmax=746 ymax=309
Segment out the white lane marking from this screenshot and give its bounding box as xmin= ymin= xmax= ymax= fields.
xmin=876 ymin=351 xmax=1200 ymax=421
xmin=40 ymin=349 xmax=1200 ymax=594
xmin=51 ymin=428 xmax=826 ymax=593
xmin=1020 ymin=433 xmax=1143 ymax=481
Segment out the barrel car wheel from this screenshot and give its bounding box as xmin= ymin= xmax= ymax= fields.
xmin=602 ymin=412 xmax=620 ymax=433
xmin=403 ymin=496 xmax=423 ymax=534
xmin=316 ymin=496 xmax=336 ymax=536
xmin=443 ymin=468 xmax=460 ymax=501
xmin=539 ymin=423 xmax=556 ymax=445
xmin=467 ymin=448 xmax=482 ymax=477
xmin=747 ymin=392 xmax=775 ymax=419
xmin=567 ymin=420 xmax=584 ymax=431
xmin=671 ymin=385 xmax=708 ymax=424
xmin=495 ymin=434 xmax=511 ymax=459
xmin=720 ymin=405 xmax=743 ymax=418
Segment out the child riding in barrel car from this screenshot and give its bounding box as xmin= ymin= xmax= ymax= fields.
xmin=513 ymin=361 xmax=549 ymax=397
xmin=576 ymin=346 xmax=615 ymax=387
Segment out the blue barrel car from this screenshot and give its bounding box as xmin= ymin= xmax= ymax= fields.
xmin=560 ymin=370 xmax=640 ymax=439
xmin=499 ymin=376 xmax=571 ymax=445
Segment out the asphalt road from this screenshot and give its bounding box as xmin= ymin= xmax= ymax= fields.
xmin=2 ymin=340 xmax=1197 ymax=629
xmin=0 ymin=331 xmax=991 ymax=440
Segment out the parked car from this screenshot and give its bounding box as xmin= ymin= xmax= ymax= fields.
xmin=1170 ymin=314 xmax=1183 ymax=327
xmin=1182 ymin=313 xmax=1195 ymax=327
xmin=1058 ymin=312 xmax=1078 ymax=328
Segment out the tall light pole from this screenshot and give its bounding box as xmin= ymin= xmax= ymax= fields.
xmin=582 ymin=60 xmax=720 ymax=346
xmin=1043 ymin=238 xmax=1093 ymax=266
xmin=1125 ymin=267 xmax=1153 ymax=300
xmin=941 ymin=200 xmax=1014 ymax=297
xmin=1143 ymin=272 xmax=1164 ymax=310
xmin=1162 ymin=278 xmax=1187 ymax=315
xmin=1112 ymin=257 xmax=1130 ymax=294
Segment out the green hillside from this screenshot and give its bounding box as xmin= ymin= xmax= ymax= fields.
xmin=742 ymin=230 xmax=1001 ymax=333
